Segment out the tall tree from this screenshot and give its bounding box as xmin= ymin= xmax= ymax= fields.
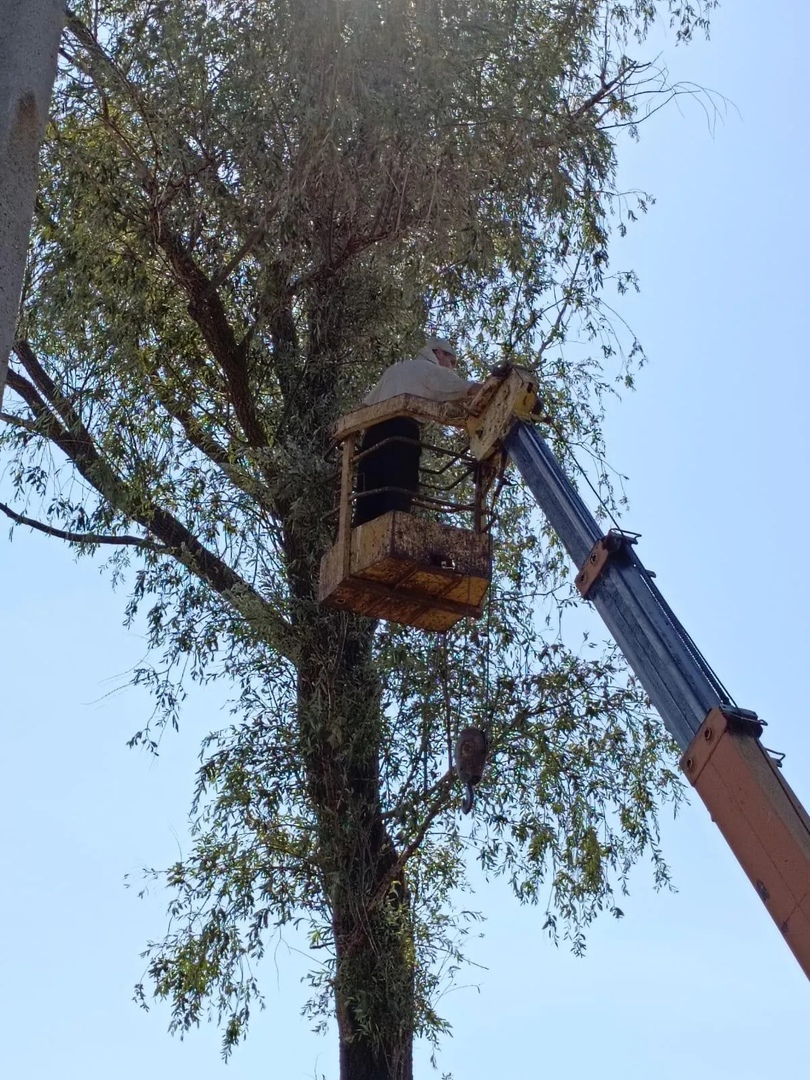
xmin=1 ymin=2 xmax=716 ymax=1077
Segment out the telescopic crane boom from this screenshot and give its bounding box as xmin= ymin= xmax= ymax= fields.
xmin=469 ymin=368 xmax=810 ymax=978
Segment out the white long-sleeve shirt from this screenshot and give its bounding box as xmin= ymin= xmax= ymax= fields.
xmin=363 ymin=350 xmax=475 ymax=405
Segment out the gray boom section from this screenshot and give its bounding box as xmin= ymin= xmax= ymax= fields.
xmin=504 ymin=421 xmax=731 ymax=750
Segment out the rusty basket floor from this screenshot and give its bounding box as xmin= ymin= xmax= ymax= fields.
xmin=319 ymin=511 xmax=492 ymax=631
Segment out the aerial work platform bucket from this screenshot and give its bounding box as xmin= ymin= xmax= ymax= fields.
xmin=319 ymin=508 xmax=492 ymax=631
xmin=318 ymin=393 xmax=498 ymax=631
xmin=318 ymin=368 xmax=539 ymax=631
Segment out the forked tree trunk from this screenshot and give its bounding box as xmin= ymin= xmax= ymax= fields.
xmin=0 ymin=0 xmax=64 ymax=404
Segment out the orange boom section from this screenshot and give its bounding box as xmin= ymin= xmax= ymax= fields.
xmin=682 ymin=708 xmax=810 ymax=976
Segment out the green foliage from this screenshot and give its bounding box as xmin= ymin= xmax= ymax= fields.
xmin=2 ymin=0 xmax=715 ymax=1072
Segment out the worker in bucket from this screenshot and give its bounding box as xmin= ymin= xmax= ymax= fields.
xmin=353 ymin=337 xmax=481 ymax=525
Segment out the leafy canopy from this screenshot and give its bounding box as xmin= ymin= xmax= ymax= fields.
xmin=2 ymin=0 xmax=715 ymax=1064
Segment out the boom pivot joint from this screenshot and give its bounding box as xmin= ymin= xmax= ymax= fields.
xmin=575 ymin=529 xmax=640 ymax=599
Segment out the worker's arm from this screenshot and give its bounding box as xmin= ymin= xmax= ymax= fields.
xmin=417 ymin=361 xmax=480 ymax=401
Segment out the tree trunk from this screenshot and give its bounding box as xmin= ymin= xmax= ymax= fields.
xmin=280 ymin=283 xmax=416 ymax=1079
xmin=297 ymin=626 xmax=416 ymax=1080
xmin=288 ymin=510 xmax=416 ymax=1080
xmin=333 ymin=868 xmax=415 ymax=1080
xmin=0 ymin=0 xmax=64 ymax=405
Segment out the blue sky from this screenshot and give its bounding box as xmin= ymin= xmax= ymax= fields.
xmin=1 ymin=3 xmax=808 ymax=1077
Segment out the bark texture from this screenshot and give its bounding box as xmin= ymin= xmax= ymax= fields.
xmin=282 ymin=293 xmax=416 ymax=1079
xmin=0 ymin=0 xmax=65 ymax=404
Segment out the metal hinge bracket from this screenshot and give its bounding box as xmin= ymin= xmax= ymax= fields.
xmin=575 ymin=529 xmax=639 ymax=599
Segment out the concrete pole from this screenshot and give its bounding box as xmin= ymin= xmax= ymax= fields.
xmin=0 ymin=1 xmax=65 ymax=407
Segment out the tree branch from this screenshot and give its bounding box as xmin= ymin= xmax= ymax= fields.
xmin=368 ymin=772 xmax=455 ymax=914
xmin=4 ymin=360 xmax=298 ymax=663
xmin=145 ymin=370 xmax=280 ymax=518
xmin=0 ymin=411 xmax=42 ymax=434
xmin=570 ymin=62 xmax=641 ymax=120
xmin=65 ymin=12 xmax=274 ymax=453
xmin=0 ymin=500 xmax=169 ymax=551
xmin=149 ymin=208 xmax=269 ymax=450
xmin=13 ymin=339 xmax=87 ymax=434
